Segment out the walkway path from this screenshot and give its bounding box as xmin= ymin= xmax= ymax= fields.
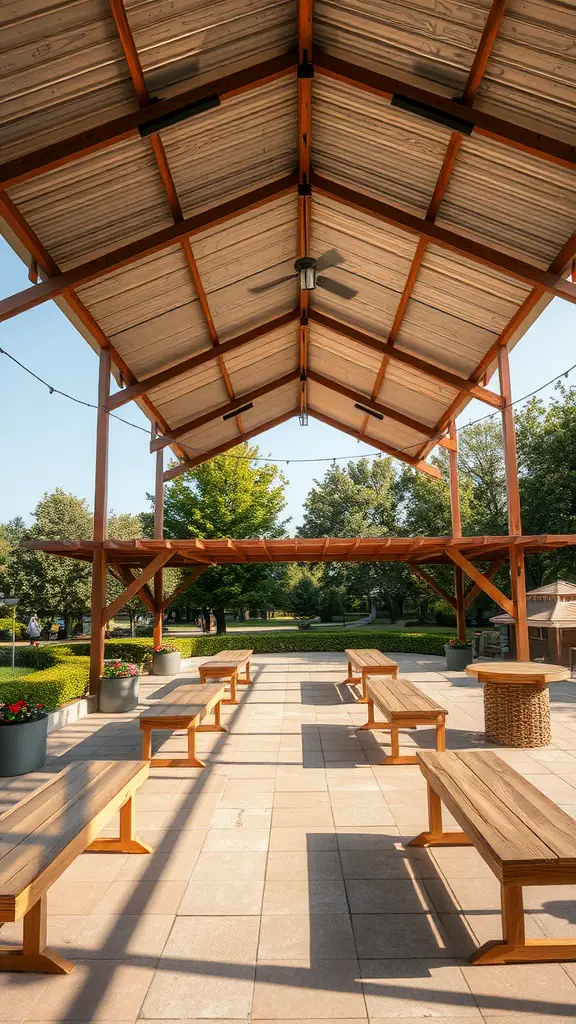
xmin=1 ymin=652 xmax=576 ymax=1021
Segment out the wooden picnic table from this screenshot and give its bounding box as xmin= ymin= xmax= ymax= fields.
xmin=466 ymin=660 xmax=570 ymax=747
xmin=344 ymin=648 xmax=398 ymax=702
xmin=198 ymin=649 xmax=253 ymax=706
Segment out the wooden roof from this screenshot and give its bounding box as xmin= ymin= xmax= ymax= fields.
xmin=1 ymin=2 xmax=576 ymax=478
xmin=25 ymin=535 xmax=576 ymax=569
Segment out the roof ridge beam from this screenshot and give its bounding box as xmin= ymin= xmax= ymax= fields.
xmin=307 ymin=368 xmax=436 ymax=437
xmin=308 ymin=408 xmax=442 ymax=477
xmin=315 ymin=48 xmax=576 ymax=170
xmin=107 ymin=308 xmax=300 ymax=411
xmin=311 ymin=174 xmax=576 ymax=305
xmin=163 ymin=408 xmax=299 ymax=482
xmin=0 ymin=173 xmax=298 ymax=324
xmin=150 ymin=369 xmax=301 ymax=451
xmin=0 ymin=50 xmax=298 ymax=190
xmin=308 ymin=309 xmax=504 ymax=408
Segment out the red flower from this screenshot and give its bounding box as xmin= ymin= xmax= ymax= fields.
xmin=36 ymin=703 xmax=43 ymax=709
xmin=8 ymin=704 xmax=21 ymax=713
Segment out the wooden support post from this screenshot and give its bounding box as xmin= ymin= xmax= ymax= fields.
xmin=90 ymin=347 xmax=110 ymax=697
xmin=448 ymin=421 xmax=467 ymax=641
xmin=153 ymin=445 xmax=164 ymax=647
xmin=498 ymin=344 xmax=529 ymax=658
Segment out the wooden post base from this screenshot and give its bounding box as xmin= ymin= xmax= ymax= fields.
xmin=197 ymin=723 xmax=228 ymax=732
xmin=381 ymin=755 xmax=421 ymax=766
xmin=409 ymin=830 xmax=473 ymax=847
xmin=470 ymin=938 xmax=576 ymax=965
xmin=0 ymin=948 xmax=74 ymax=974
xmin=149 ymin=755 xmax=206 ymax=768
xmin=87 ymin=837 xmax=153 ymax=854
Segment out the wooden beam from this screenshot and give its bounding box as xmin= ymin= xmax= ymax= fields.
xmin=150 ymin=369 xmax=300 ymax=451
xmin=309 ymin=310 xmax=504 ymax=408
xmin=110 ymin=566 xmax=156 ymax=614
xmin=0 ymin=174 xmax=298 ymax=324
xmin=153 ymin=446 xmax=165 ymax=646
xmin=314 ymin=49 xmax=576 ymax=171
xmin=464 ymin=558 xmax=506 ymax=608
xmin=0 ymin=51 xmax=298 ymax=190
xmin=446 ymin=421 xmax=467 ymax=640
xmin=102 ymin=551 xmax=172 ymax=623
xmin=161 ymin=567 xmax=207 ymax=611
xmin=90 ymin=346 xmax=111 ymax=696
xmin=311 ymin=174 xmax=576 ymax=305
xmin=163 ymin=408 xmax=299 ymax=482
xmin=298 ymin=0 xmax=313 ymax=416
xmin=410 ymin=565 xmax=457 ymax=608
xmin=510 ymin=544 xmax=529 ymax=660
xmin=108 ymin=310 xmax=299 ymax=411
xmin=307 ymin=369 xmax=435 ymax=438
xmin=308 ymin=408 xmax=442 ymax=477
xmin=445 ymin=547 xmax=514 ymax=616
xmin=498 ymin=345 xmax=522 ymax=536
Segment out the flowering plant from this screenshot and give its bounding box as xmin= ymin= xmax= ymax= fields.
xmin=0 ymin=698 xmax=49 ymax=724
xmin=153 ymin=643 xmax=177 ymax=655
xmin=102 ymin=660 xmax=139 ymax=678
xmin=447 ymin=638 xmax=472 ymax=649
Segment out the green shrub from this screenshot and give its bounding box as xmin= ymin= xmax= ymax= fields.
xmin=0 ymin=646 xmax=89 ymax=709
xmin=0 ymin=617 xmax=28 ymax=641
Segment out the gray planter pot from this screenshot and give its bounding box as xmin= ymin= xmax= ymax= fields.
xmin=0 ymin=716 xmax=48 ymax=776
xmin=152 ymin=650 xmax=181 ymax=676
xmin=99 ymin=675 xmax=140 ymax=713
xmin=445 ymin=645 xmax=474 ymax=671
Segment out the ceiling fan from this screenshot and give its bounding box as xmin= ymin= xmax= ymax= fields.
xmin=249 ymin=250 xmax=358 ymax=300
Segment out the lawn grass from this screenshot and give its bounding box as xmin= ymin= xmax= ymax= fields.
xmin=0 ymin=665 xmax=35 ymax=683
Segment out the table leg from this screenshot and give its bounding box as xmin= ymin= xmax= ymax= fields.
xmin=484 ymin=682 xmax=551 ymax=747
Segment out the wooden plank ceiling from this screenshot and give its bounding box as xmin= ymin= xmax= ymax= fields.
xmin=1 ymin=0 xmax=576 ymax=479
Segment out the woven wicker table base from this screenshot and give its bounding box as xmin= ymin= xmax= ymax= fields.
xmin=484 ymin=682 xmax=551 ymax=747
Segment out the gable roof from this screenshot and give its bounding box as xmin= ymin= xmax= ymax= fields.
xmin=1 ymin=0 xmax=575 ymax=479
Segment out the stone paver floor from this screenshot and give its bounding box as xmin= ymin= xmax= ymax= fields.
xmin=1 ymin=651 xmax=576 ymax=1021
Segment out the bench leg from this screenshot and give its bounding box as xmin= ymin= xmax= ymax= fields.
xmin=223 ymin=670 xmax=239 ymax=706
xmin=88 ymin=795 xmax=153 ymax=854
xmin=471 ymin=884 xmax=576 ymax=965
xmin=241 ymin=660 xmax=252 ymax=685
xmin=409 ymin=781 xmax=473 ymax=847
xmin=149 ymin=726 xmax=207 ymax=768
xmin=141 ymin=727 xmax=152 ymax=760
xmin=0 ymin=895 xmax=73 ymax=974
xmin=357 ymin=695 xmax=390 ymax=731
xmin=436 ymin=718 xmax=446 ymax=752
xmin=198 ymin=698 xmax=228 ymax=732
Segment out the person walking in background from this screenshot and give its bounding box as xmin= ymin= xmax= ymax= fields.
xmin=27 ymin=613 xmax=41 ymax=644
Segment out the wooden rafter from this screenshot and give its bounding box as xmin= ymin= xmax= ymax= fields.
xmin=445 ymin=547 xmax=514 ymax=616
xmin=298 ymin=0 xmax=313 ymax=417
xmin=309 ymin=311 xmax=504 ymax=408
xmin=108 ymin=309 xmax=299 ymax=411
xmin=410 ymin=565 xmax=457 ymax=608
xmin=0 ymin=174 xmax=298 ymax=324
xmin=163 ymin=408 xmax=300 ymax=482
xmin=308 ymin=409 xmax=442 ymax=477
xmin=359 ymin=0 xmax=507 ymax=436
xmin=150 ymin=369 xmax=301 ymax=451
xmin=307 ymin=369 xmax=435 ymax=438
xmin=161 ymin=567 xmax=207 ymax=611
xmin=314 ymin=49 xmax=576 ymax=171
xmin=102 ymin=551 xmax=172 ymax=623
xmin=311 ymin=175 xmax=576 ymax=305
xmin=0 ymin=51 xmax=298 ymax=190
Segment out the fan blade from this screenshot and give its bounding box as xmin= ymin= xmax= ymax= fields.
xmin=315 ymin=248 xmax=345 ymax=273
xmin=317 ymin=276 xmax=358 ymax=300
xmin=249 ymin=274 xmax=296 ymax=294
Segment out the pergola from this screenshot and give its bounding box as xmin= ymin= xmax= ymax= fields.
xmin=3 ymin=0 xmax=576 ymax=693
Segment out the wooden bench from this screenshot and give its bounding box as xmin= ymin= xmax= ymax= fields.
xmin=140 ymin=681 xmax=228 ymax=768
xmin=198 ymin=649 xmax=253 ymax=706
xmin=358 ymin=676 xmax=447 ymax=764
xmin=409 ymin=750 xmax=576 ymax=965
xmin=0 ymin=760 xmax=151 ymax=975
xmin=344 ymin=648 xmax=398 ymax=702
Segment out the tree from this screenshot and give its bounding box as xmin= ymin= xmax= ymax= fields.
xmin=289 ymin=570 xmax=320 ymax=619
xmin=3 ymin=490 xmax=92 ymax=636
xmin=106 ymin=512 xmax=152 ymax=636
xmin=160 ymin=444 xmax=289 ymax=632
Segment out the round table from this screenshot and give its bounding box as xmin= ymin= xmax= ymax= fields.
xmin=465 ymin=661 xmax=570 ymax=747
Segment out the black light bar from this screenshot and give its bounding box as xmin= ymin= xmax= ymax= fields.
xmin=391 ymin=94 xmax=473 ymax=136
xmin=355 ymin=402 xmax=384 ymax=420
xmin=138 ymin=94 xmax=221 ymax=138
xmin=223 ymin=402 xmax=254 ymax=420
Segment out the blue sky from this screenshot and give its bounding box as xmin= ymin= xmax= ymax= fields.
xmin=1 ymin=235 xmax=575 ymax=531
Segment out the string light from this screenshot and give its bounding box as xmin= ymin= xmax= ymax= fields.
xmin=1 ymin=344 xmax=575 ymax=467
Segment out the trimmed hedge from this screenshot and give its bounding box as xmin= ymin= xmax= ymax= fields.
xmin=0 ymin=646 xmax=89 ymax=709
xmin=67 ymin=629 xmax=456 ymax=661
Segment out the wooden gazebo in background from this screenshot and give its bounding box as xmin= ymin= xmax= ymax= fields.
xmin=2 ymin=0 xmax=576 ymax=695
